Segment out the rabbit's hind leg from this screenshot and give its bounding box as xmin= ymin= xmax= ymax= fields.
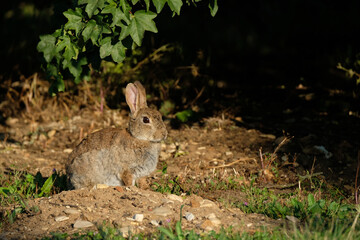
xmin=121 ymin=168 xmax=135 ymax=186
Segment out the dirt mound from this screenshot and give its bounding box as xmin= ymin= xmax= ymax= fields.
xmin=2 ymin=186 xmax=283 ymax=239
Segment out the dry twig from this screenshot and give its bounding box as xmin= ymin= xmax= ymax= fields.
xmin=208 ymin=157 xmax=256 ymax=169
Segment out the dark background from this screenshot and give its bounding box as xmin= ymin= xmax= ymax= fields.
xmin=1 ymin=1 xmax=359 ymax=173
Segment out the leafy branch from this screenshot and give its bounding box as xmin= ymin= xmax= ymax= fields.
xmin=37 ymin=0 xmax=218 ymax=94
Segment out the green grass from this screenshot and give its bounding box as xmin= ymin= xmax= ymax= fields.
xmin=234 ymin=183 xmax=354 ymax=221
xmin=0 ymin=169 xmax=66 ymax=225
xmin=2 ymin=169 xmax=360 ymax=239
xmin=38 ymin=212 xmax=360 ymax=240
xmin=151 ymin=169 xmax=356 ymax=221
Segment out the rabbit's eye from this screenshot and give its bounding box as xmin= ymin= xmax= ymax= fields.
xmin=143 ymin=116 xmax=150 ymax=123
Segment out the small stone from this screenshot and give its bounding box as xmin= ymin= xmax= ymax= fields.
xmin=167 ymin=194 xmax=183 ymax=203
xmin=150 ymin=220 xmax=159 ymax=226
xmin=201 ymin=199 xmax=217 ymax=208
xmin=64 ymin=209 xmax=80 ymax=215
xmin=6 ymin=117 xmax=18 ymax=126
xmin=119 ymin=226 xmax=132 ymax=237
xmin=133 ymin=214 xmax=144 ymax=222
xmin=246 ymin=223 xmax=253 ymax=227
xmin=152 ymin=206 xmax=172 ymax=216
xmin=286 ymin=215 xmax=300 ymax=224
xmin=63 ymin=148 xmax=73 ymax=153
xmin=47 ymin=130 xmax=56 ymax=138
xmin=235 ymin=116 xmax=243 ymax=122
xmin=55 ymin=216 xmax=69 ymax=222
xmin=73 ymin=220 xmax=94 ymax=229
xmin=39 ymin=134 xmax=47 ymax=141
xmin=190 ymin=199 xmax=201 ymax=208
xmin=225 ymin=151 xmax=233 ymax=156
xmin=200 ymin=220 xmax=214 ymax=231
xmin=259 ymin=134 xmax=276 ymax=139
xmin=184 ymin=212 xmax=195 ymax=221
xmin=115 ymin=186 xmax=124 ymax=192
xmin=208 ymin=214 xmax=221 ymax=226
xmin=96 ymin=184 xmax=109 ymax=189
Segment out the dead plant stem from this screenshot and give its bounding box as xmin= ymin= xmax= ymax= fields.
xmin=355 ymin=150 xmax=360 ymax=204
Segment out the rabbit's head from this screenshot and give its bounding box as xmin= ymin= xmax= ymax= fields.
xmin=126 ymin=81 xmax=167 ymax=142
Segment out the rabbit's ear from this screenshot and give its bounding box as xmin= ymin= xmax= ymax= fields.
xmin=125 ymin=83 xmax=139 ymax=115
xmin=134 ymin=81 xmax=147 ymax=108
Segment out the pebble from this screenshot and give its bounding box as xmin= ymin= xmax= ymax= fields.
xmin=150 ymin=220 xmax=159 ymax=226
xmin=208 ymin=213 xmax=221 ymax=226
xmin=259 ymin=134 xmax=276 ymax=139
xmin=63 ymin=148 xmax=73 ymax=153
xmin=200 ymin=219 xmax=214 ymax=231
xmin=39 ymin=134 xmax=47 ymax=141
xmin=47 ymin=129 xmax=56 ymax=138
xmin=133 ymin=214 xmax=144 ymax=222
xmin=119 ymin=226 xmax=132 ymax=237
xmin=73 ymin=220 xmax=94 ymax=229
xmin=201 ymin=199 xmax=217 ymax=208
xmin=115 ymin=186 xmax=124 ymax=192
xmin=64 ymin=209 xmax=80 ymax=215
xmin=54 ymin=216 xmax=69 ymax=222
xmin=167 ymin=194 xmax=183 ymax=203
xmin=96 ymin=184 xmax=109 ymax=189
xmin=286 ymin=215 xmax=300 ymax=224
xmin=184 ymin=212 xmax=195 ymax=221
xmin=152 ymin=206 xmax=172 ymax=216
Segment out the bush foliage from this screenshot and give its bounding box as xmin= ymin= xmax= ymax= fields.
xmin=37 ymin=0 xmax=218 ymax=94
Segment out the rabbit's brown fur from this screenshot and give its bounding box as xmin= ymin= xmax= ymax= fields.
xmin=66 ymin=81 xmax=167 ymax=189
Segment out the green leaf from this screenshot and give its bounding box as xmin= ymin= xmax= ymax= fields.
xmin=39 ymin=175 xmax=55 ymax=197
xmin=56 ymin=35 xmax=79 ymax=62
xmin=175 ymin=221 xmax=184 ymax=240
xmin=307 ymin=194 xmax=315 ymax=207
xmin=167 ymin=0 xmax=183 ymax=15
xmin=152 ymin=0 xmax=166 ymax=13
xmin=49 ymin=77 xmax=65 ymax=95
xmin=328 ymin=202 xmax=339 ymax=215
xmin=111 ymin=41 xmax=126 ymax=62
xmin=46 ymin=63 xmax=60 ymax=79
xmin=160 ymin=100 xmax=175 ymax=116
xmin=82 ymin=19 xmax=102 ymax=45
xmin=120 ymin=0 xmax=132 ymax=14
xmin=63 ymin=57 xmax=88 ymax=84
xmin=64 ymin=8 xmax=84 ymax=36
xmin=208 ymin=0 xmax=218 ymax=17
xmin=37 ymin=35 xmax=59 ymax=63
xmin=78 ymin=0 xmax=105 ymax=18
xmin=144 ymin=0 xmax=150 ymax=11
xmin=119 ymin=25 xmax=131 ymax=40
xmin=99 ymin=37 xmax=126 ymax=63
xmin=158 ymin=227 xmax=176 ymax=239
xmin=175 ymin=109 xmax=194 ymax=122
xmin=131 ymin=0 xmax=139 ymax=4
xmin=129 ymin=10 xmax=157 ymax=46
xmin=99 ymin=37 xmax=113 ymax=58
xmin=102 ymin=4 xmax=130 ymax=26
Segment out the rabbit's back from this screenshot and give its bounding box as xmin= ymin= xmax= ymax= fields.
xmin=68 ymin=128 xmax=126 ymax=163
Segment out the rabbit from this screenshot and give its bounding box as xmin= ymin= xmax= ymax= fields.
xmin=66 ymin=81 xmax=168 ymax=189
